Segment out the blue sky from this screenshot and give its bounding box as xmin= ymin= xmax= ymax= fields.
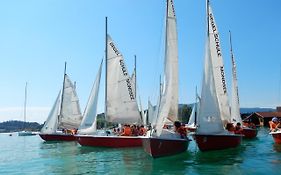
xmin=0 ymin=0 xmax=280 ymax=123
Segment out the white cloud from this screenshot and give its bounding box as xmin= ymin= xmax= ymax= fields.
xmin=0 ymin=107 xmax=50 ymax=124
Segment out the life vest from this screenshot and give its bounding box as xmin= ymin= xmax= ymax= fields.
xmin=122 ymin=126 xmax=131 ymax=136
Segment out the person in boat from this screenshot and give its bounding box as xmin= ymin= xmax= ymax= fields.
xmin=226 ymin=123 xmax=235 ymax=133
xmin=234 ymin=122 xmax=243 ymax=134
xmin=120 ymin=124 xmax=132 ymax=136
xmin=174 ymin=121 xmax=187 ymax=139
xmin=269 ymin=117 xmax=280 ymax=132
xmin=131 ymin=125 xmax=138 ymax=136
xmin=138 ymin=125 xmax=147 ymax=136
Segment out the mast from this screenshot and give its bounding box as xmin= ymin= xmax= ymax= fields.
xmin=194 ymin=86 xmax=197 ymax=125
xmin=134 ymin=55 xmax=137 ymax=99
xmin=105 ymin=17 xmax=108 ymax=128
xmin=59 ymin=62 xmax=67 ymax=118
xmin=23 ymin=82 xmax=27 ymax=130
xmin=207 ymin=0 xmax=210 ymax=38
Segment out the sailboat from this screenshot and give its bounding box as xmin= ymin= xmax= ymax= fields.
xmin=39 ymin=63 xmax=83 ymax=141
xmin=186 ymin=104 xmax=197 ymax=132
xmin=229 ymin=31 xmax=258 ymax=139
xmin=141 ymin=0 xmax=190 ymax=158
xmin=186 ymin=88 xmax=200 ymax=132
xmin=193 ymin=0 xmax=242 ymax=151
xmin=18 ymin=82 xmax=36 ymax=136
xmin=76 ymin=17 xmax=143 ymax=148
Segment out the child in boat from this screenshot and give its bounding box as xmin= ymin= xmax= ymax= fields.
xmin=120 ymin=124 xmax=132 ymax=136
xmin=234 ymin=123 xmax=243 ymax=134
xmin=269 ymin=117 xmax=280 ymax=132
xmin=174 ymin=121 xmax=187 ymax=139
xmin=226 ymin=123 xmax=235 ymax=133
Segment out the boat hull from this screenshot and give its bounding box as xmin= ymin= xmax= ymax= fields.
xmin=76 ymin=135 xmax=142 ymax=148
xmin=242 ymin=128 xmax=258 ymax=139
xmin=270 ymin=131 xmax=281 ymax=144
xmin=194 ymin=134 xmax=242 ymax=151
xmin=39 ymin=133 xmax=76 ymax=141
xmin=142 ymin=137 xmax=189 ymax=158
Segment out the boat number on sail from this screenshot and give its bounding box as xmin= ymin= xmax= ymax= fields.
xmin=220 ymin=66 xmax=227 ymax=94
xmin=209 ymin=13 xmax=222 ymax=57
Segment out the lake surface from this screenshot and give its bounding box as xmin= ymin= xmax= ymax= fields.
xmin=1 ymin=127 xmax=281 ymax=175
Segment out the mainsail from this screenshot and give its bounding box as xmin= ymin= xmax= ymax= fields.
xmin=78 ymin=61 xmax=103 ymax=134
xmin=154 ymin=0 xmax=179 ymax=136
xmin=59 ymin=74 xmax=83 ymax=129
xmin=230 ymin=33 xmax=242 ymax=124
xmin=197 ymin=1 xmax=228 ymax=134
xmin=106 ymin=35 xmax=141 ymax=124
xmin=207 ymin=3 xmax=231 ymax=124
xmin=41 ymin=91 xmax=61 ymax=134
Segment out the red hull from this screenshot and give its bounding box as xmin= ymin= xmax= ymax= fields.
xmin=142 ymin=137 xmax=189 ymax=158
xmin=39 ymin=133 xmax=76 ymax=141
xmin=194 ymin=134 xmax=242 ymax=151
xmin=242 ymin=128 xmax=258 ymax=139
xmin=76 ymin=135 xmax=142 ymax=148
xmin=271 ymin=132 xmax=281 ymax=144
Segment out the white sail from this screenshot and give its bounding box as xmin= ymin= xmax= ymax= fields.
xmin=197 ymin=1 xmax=230 ymax=134
xmin=230 ymin=38 xmax=242 ymax=124
xmin=197 ymin=40 xmax=225 ymax=134
xmin=207 ymin=4 xmax=231 ymax=124
xmin=155 ymin=0 xmax=178 ymax=136
xmin=41 ymin=91 xmax=61 ymax=134
xmin=59 ymin=74 xmax=83 ymax=129
xmin=148 ymin=100 xmax=158 ymax=125
xmin=106 ymin=35 xmax=141 ymax=124
xmin=187 ymin=104 xmax=196 ymax=126
xmin=131 ymin=69 xmax=136 ymax=96
xmin=78 ymin=61 xmax=103 ymax=134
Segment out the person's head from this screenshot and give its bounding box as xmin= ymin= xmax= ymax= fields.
xmin=226 ymin=123 xmax=234 ymax=130
xmin=272 ymin=117 xmax=278 ymax=123
xmin=236 ymin=122 xmax=241 ymax=127
xmin=174 ymin=121 xmax=181 ymax=128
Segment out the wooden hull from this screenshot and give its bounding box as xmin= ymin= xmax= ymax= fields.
xmin=242 ymin=128 xmax=258 ymax=139
xmin=194 ymin=134 xmax=242 ymax=151
xmin=39 ymin=133 xmax=76 ymax=141
xmin=142 ymin=137 xmax=189 ymax=158
xmin=76 ymin=135 xmax=142 ymax=148
xmin=270 ymin=131 xmax=281 ymax=144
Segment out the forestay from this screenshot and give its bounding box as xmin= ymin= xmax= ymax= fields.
xmin=59 ymin=74 xmax=83 ymax=129
xmin=106 ymin=35 xmax=141 ymax=124
xmin=155 ymin=0 xmax=179 ymax=136
xmin=78 ymin=61 xmax=103 ymax=134
xmin=41 ymin=91 xmax=61 ymax=134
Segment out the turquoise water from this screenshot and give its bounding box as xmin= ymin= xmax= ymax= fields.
xmin=1 ymin=127 xmax=281 ymax=175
